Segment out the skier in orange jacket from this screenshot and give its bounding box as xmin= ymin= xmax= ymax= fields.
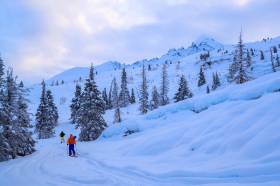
xmin=67 ymin=134 xmax=76 ymax=156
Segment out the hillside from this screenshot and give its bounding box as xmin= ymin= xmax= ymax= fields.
xmin=1 ymin=71 xmax=280 ymax=186
xmin=1 ymin=36 xmax=280 ymax=186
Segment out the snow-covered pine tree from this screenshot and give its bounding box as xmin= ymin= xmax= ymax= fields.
xmin=0 ymin=58 xmax=12 ymax=161
xmin=0 ymin=69 xmax=18 ymax=159
xmin=160 ymin=63 xmax=169 ymax=106
xmin=250 ymin=48 xmax=254 ymax=56
xmin=150 ymin=86 xmax=160 ymax=110
xmin=0 ymin=69 xmax=13 ymax=126
xmin=215 ymin=72 xmax=221 ymax=87
xmin=228 ymin=32 xmax=250 ymax=84
xmin=119 ymin=68 xmax=130 ymax=107
xmin=1 ymin=68 xmax=35 ymax=161
xmin=13 ymin=79 xmax=35 ymax=157
xmin=174 ymin=75 xmax=193 ymax=102
xmin=77 ymin=65 xmax=107 ymax=141
xmin=228 ymin=55 xmax=238 ymax=81
xmin=272 ymin=59 xmax=276 ymax=72
xmin=70 ymin=84 xmax=81 ymax=125
xmin=102 ymin=88 xmax=109 ymax=109
xmin=212 ymin=72 xmax=221 ymax=90
xmin=246 ymin=49 xmax=252 ymax=67
xmin=206 ymin=85 xmax=210 ymax=94
xmin=0 ymin=56 xmax=4 ymax=87
xmin=0 ymin=130 xmax=11 ymax=162
xmin=17 ymin=81 xmax=32 ymax=129
xmin=273 ymin=46 xmax=277 ymax=53
xmin=260 ymin=50 xmax=264 ymax=60
xmin=139 ymin=65 xmax=149 ymax=114
xmin=46 ymin=89 xmax=59 ymax=126
xmin=113 ymin=107 xmax=121 ymax=123
xmin=111 ymin=77 xmax=119 ymax=108
xmin=276 ymin=54 xmax=280 ymax=67
xmin=130 ymin=88 xmax=136 ymax=104
xmin=197 ymin=66 xmax=206 ymax=87
xmin=107 ymin=82 xmax=113 ymax=109
xmin=35 ymin=80 xmax=55 ymax=139
xmin=270 ymin=49 xmax=276 ymax=72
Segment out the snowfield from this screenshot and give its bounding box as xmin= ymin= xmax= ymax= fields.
xmin=1 ymin=37 xmax=280 ymax=185
xmin=1 ymin=71 xmax=280 ymax=186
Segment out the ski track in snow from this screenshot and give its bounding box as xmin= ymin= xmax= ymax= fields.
xmin=1 ymin=118 xmax=280 ymax=186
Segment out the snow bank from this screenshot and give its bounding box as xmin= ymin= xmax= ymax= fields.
xmin=103 ymin=71 xmax=280 ymax=138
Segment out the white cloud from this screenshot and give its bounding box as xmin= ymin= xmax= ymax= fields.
xmin=3 ymin=0 xmax=279 ymax=83
xmin=13 ymin=0 xmax=157 ymax=81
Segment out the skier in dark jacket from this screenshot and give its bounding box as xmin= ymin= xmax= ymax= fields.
xmin=59 ymin=131 xmax=65 ymax=143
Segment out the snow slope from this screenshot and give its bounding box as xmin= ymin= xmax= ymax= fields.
xmin=1 ymin=36 xmax=280 ymax=185
xmin=1 ymin=71 xmax=280 ymax=186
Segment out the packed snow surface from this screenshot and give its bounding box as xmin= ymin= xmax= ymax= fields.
xmin=1 ymin=71 xmax=280 ymax=186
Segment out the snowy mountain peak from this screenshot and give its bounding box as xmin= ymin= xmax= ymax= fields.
xmin=191 ymin=36 xmax=224 ymax=51
xmin=161 ymin=37 xmax=223 ymax=61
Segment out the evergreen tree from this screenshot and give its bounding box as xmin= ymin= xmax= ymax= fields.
xmin=174 ymin=75 xmax=193 ymax=102
xmin=119 ymin=68 xmax=130 ymax=107
xmin=197 ymin=66 xmax=206 ymax=87
xmin=260 ymin=50 xmax=264 ymax=60
xmin=215 ymin=72 xmax=221 ymax=87
xmin=270 ymin=49 xmax=276 ymax=72
xmin=35 ymin=81 xmax=55 ymax=139
xmin=250 ymin=48 xmax=254 ymax=56
xmin=160 ymin=64 xmax=169 ymax=105
xmin=0 ymin=131 xmax=12 ymax=162
xmin=102 ymin=88 xmax=109 ymax=109
xmin=17 ymin=81 xmax=32 ymax=128
xmin=0 ymin=68 xmax=35 ymax=160
xmin=139 ymin=65 xmax=149 ymax=114
xmin=246 ymin=49 xmax=252 ymax=67
xmin=70 ymin=84 xmax=81 ymax=124
xmin=206 ymin=85 xmax=210 ymax=94
xmin=150 ymin=86 xmax=160 ymax=110
xmin=130 ymin=88 xmax=136 ymax=104
xmin=212 ymin=72 xmax=221 ymax=90
xmin=276 ymin=54 xmax=280 ymax=67
xmin=273 ymin=46 xmax=277 ymax=53
xmin=107 ymin=83 xmax=113 ymax=109
xmin=0 ymin=56 xmax=4 ymax=87
xmin=13 ymin=79 xmax=35 ymax=157
xmin=76 ymin=65 xmax=107 ymax=141
xmin=228 ymin=32 xmax=250 ymax=84
xmin=3 ymin=69 xmax=18 ymax=126
xmin=113 ymin=107 xmax=121 ymax=123
xmin=0 ymin=59 xmax=11 ymax=161
xmin=111 ymin=77 xmax=119 ymax=108
xmin=46 ymin=90 xmax=59 ymax=126
xmin=272 ymin=59 xmax=276 ymax=72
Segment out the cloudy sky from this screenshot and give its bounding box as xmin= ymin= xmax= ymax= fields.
xmin=0 ymin=0 xmax=279 ymax=83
